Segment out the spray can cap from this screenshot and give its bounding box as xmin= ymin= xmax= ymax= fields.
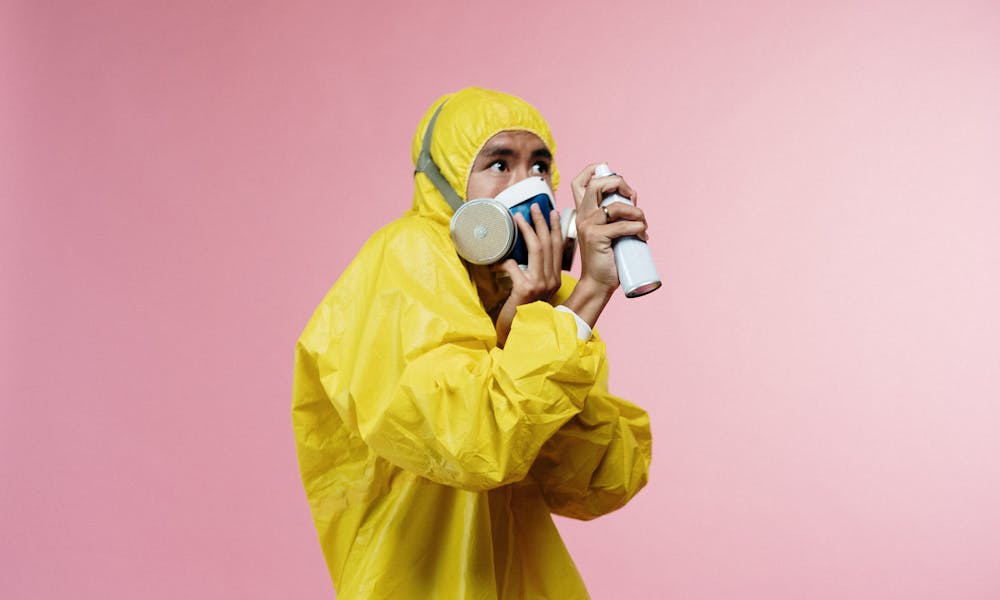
xmin=594 ymin=163 xmax=614 ymax=177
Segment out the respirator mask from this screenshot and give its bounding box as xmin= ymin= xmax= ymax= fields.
xmin=416 ymin=101 xmax=577 ymax=269
xmin=450 ymin=176 xmax=558 ymax=266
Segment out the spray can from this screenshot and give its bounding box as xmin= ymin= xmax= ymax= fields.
xmin=594 ymin=163 xmax=661 ymax=297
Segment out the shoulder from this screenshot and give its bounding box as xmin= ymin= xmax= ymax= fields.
xmin=361 ymin=215 xmax=456 ymax=269
xmin=301 ymin=214 xmax=482 ymax=344
xmin=324 ymin=214 xmax=478 ymax=313
xmin=358 ymin=216 xmax=473 ymax=293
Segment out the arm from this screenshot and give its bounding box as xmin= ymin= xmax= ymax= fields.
xmin=297 ymin=219 xmax=603 ymax=492
xmin=528 ymin=338 xmax=652 ymax=519
xmin=529 ymin=165 xmax=654 ymax=518
xmin=520 ymin=275 xmax=652 ymax=519
xmin=561 ymin=163 xmax=648 ymax=327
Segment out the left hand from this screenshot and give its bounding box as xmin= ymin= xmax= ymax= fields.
xmin=559 ymin=164 xmax=649 ymax=328
xmin=570 ymin=164 xmax=648 ymax=292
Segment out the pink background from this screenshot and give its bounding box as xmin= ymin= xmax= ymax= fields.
xmin=3 ymin=0 xmax=999 ymax=598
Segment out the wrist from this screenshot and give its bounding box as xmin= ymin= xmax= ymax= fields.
xmin=561 ymin=276 xmax=614 ymax=328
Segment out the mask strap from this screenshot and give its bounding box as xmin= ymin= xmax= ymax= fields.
xmin=415 ymin=101 xmax=464 ymax=212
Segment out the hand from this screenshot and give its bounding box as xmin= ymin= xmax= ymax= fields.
xmin=560 ymin=164 xmax=649 ymax=327
xmin=493 ymin=203 xmax=564 ymax=347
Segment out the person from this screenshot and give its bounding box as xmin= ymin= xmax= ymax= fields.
xmin=292 ymin=87 xmax=653 ymax=599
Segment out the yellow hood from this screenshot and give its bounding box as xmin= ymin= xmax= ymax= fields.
xmin=408 ymin=87 xmax=561 ymax=224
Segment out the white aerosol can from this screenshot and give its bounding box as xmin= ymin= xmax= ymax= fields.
xmin=594 ymin=163 xmax=661 ymax=297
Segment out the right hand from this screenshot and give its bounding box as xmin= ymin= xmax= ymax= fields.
xmin=492 ymin=203 xmax=564 ymax=347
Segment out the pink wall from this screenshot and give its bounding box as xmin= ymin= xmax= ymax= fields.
xmin=3 ymin=0 xmax=999 ymax=598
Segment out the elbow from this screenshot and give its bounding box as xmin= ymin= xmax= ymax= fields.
xmin=547 ymin=473 xmax=650 ymax=521
xmin=540 ymin=445 xmax=652 ymax=520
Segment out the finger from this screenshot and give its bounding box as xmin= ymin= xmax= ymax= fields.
xmin=575 ymin=199 xmax=610 ymax=235
xmin=513 ymin=212 xmax=543 ymax=277
xmin=617 ymin=176 xmax=637 ymax=204
xmin=602 ymin=202 xmax=646 ymax=224
xmin=583 ymin=176 xmax=627 ymax=216
xmin=601 ymin=203 xmax=649 ymax=241
xmin=549 ymin=209 xmax=564 ymax=273
xmin=571 ymin=164 xmax=601 ymax=210
xmin=590 ymin=175 xmax=636 ymax=205
xmin=581 ymin=177 xmax=607 ymax=219
xmin=600 ymin=171 xmax=638 ymax=204
xmin=597 ymin=219 xmax=648 ymax=241
xmin=493 ymin=258 xmax=525 ymax=283
xmin=528 ymin=204 xmax=552 ymax=281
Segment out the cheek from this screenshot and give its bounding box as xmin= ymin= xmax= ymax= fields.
xmin=466 ymin=172 xmax=505 ymax=200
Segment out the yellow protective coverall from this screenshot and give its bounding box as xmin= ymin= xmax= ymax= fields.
xmin=292 ymin=87 xmax=652 ymax=599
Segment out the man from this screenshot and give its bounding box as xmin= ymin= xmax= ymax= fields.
xmin=293 ymin=87 xmax=652 ymax=599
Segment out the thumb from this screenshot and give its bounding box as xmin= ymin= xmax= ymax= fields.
xmin=492 ymin=259 xmax=523 ymax=282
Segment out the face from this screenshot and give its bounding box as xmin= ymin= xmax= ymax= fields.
xmin=466 ymin=130 xmax=553 ymax=200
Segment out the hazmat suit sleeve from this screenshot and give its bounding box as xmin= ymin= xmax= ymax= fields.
xmin=516 ymin=276 xmax=652 ymax=520
xmin=296 ymin=217 xmax=610 ymax=492
xmin=527 ymin=346 xmax=652 ymax=520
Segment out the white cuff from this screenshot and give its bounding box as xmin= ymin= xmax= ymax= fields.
xmin=555 ymin=305 xmax=593 ymax=340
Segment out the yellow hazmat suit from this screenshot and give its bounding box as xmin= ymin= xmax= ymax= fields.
xmin=293 ymin=88 xmax=652 ymax=599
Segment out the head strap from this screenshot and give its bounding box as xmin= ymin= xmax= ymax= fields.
xmin=415 ymin=101 xmax=464 ymax=212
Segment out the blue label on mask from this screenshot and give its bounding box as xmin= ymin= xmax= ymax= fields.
xmin=507 ymin=193 xmax=554 ymax=266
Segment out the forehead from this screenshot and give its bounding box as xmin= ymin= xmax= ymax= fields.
xmin=476 ymin=130 xmax=549 ymax=157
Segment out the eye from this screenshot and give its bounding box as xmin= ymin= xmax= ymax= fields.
xmin=488 ymin=160 xmax=507 ymax=172
xmin=531 ymin=161 xmax=550 ymax=175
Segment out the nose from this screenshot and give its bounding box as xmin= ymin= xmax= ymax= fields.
xmin=511 ymin=169 xmax=531 ymax=184
xmin=511 ymin=164 xmax=537 ymax=185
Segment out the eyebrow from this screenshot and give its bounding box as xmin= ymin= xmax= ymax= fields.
xmin=478 ymin=146 xmax=553 ymax=161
